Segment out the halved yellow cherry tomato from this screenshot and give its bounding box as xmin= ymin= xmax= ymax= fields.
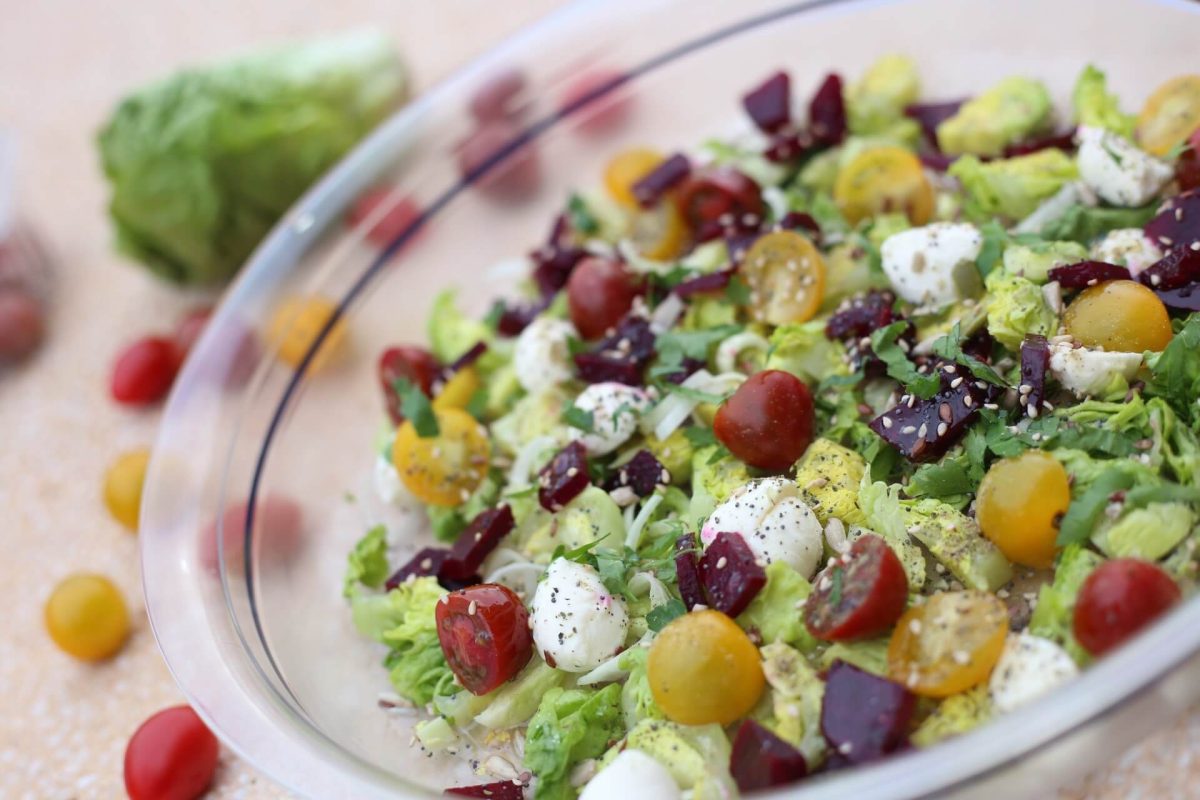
xmin=834 ymin=146 xmax=934 ymax=226
xmin=433 ymin=366 xmax=481 ymax=412
xmin=1137 ymin=75 xmax=1200 ymax=157
xmin=741 ymin=230 xmax=827 ymax=326
xmin=392 ymin=407 xmax=490 ymax=506
xmin=977 ymin=451 xmax=1071 ymax=569
xmin=888 ymin=591 xmax=1008 ymax=698
xmin=267 ymin=295 xmax=347 ymax=370
xmin=631 ymin=201 xmax=689 ymax=260
xmin=104 ymin=448 xmax=151 ymax=533
xmin=45 ymin=574 xmax=130 ymax=661
xmin=648 ymin=609 xmax=764 ymax=725
xmin=603 ymin=147 xmax=663 ymax=209
xmin=1063 ymin=280 xmax=1173 ymax=353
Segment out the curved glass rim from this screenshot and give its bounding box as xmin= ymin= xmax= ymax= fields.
xmin=142 ymin=0 xmax=1200 ymax=796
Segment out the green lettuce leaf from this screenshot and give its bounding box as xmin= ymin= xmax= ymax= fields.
xmin=950 ymin=149 xmax=1078 ymax=223
xmin=1028 ymin=544 xmax=1105 ymax=664
xmin=937 ymin=76 xmax=1052 ymax=157
xmin=737 ymin=562 xmax=816 ymax=651
xmin=984 ymin=269 xmax=1058 ymax=352
xmin=1072 ymin=65 xmax=1136 ymax=138
xmin=525 ymin=685 xmax=624 ymax=800
xmin=343 ymin=524 xmax=389 ymax=596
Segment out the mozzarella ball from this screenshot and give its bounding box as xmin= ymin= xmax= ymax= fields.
xmin=881 ymin=223 xmax=983 ymax=306
xmin=1048 ymin=341 xmax=1142 ymax=397
xmin=568 ymin=382 xmax=652 ymax=456
xmin=989 ymin=633 xmax=1078 ymax=714
xmin=1091 ymin=228 xmax=1164 ymax=276
xmin=515 ymin=317 xmax=577 ymax=393
xmin=580 ymin=750 xmax=681 ymax=800
xmin=531 ymin=558 xmax=629 ymax=673
xmin=700 ymin=477 xmax=824 ymax=579
xmin=1076 ymin=126 xmax=1173 ymax=207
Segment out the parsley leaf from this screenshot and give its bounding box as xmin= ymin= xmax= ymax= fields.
xmin=1057 ymin=469 xmax=1137 ymax=546
xmin=651 ymin=324 xmax=742 ymax=379
xmin=724 ymin=275 xmax=751 ymax=306
xmin=567 ymin=193 xmax=600 ymax=235
xmin=930 ymin=323 xmax=1009 ymax=388
xmin=870 ymin=322 xmax=940 ymax=399
xmin=550 ymin=535 xmax=609 ymax=567
xmin=664 ymin=384 xmax=733 ymax=405
xmin=646 ymin=599 xmax=687 ymax=632
xmin=466 ymin=386 xmax=489 ymax=421
xmin=483 ymin=301 xmax=505 ymax=331
xmin=395 ymin=378 xmax=439 ymax=437
xmin=683 ymin=426 xmax=718 ymax=448
xmin=907 ymin=454 xmax=979 ymax=499
xmin=562 ymin=405 xmax=595 ymax=433
xmin=1146 ymin=314 xmax=1200 ymax=426
xmin=828 ymin=567 xmax=844 ymax=607
xmin=976 ymin=220 xmax=1008 ymax=278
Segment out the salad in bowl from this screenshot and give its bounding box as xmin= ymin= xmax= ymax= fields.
xmin=341 ymin=55 xmax=1200 ymax=798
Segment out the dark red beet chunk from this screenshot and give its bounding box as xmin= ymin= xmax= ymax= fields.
xmin=674 ymin=533 xmax=706 ymax=610
xmin=532 ymin=243 xmax=588 ymax=298
xmin=1145 ymin=190 xmax=1200 ymax=251
xmin=730 ymin=720 xmax=808 ymax=792
xmin=825 ymin=290 xmax=900 ymax=341
xmin=441 ymin=506 xmax=515 ymax=582
xmin=1004 ymin=128 xmax=1077 ymax=158
xmin=661 ymin=356 xmax=705 ymax=385
xmin=808 ymin=73 xmax=846 ymax=146
xmin=1140 ymin=246 xmax=1200 ymax=291
xmin=631 ymin=153 xmax=691 ymax=208
xmin=494 ymin=299 xmax=549 ymax=337
xmin=904 ymin=100 xmax=965 ymax=145
xmin=537 ymin=442 xmax=591 ymax=512
xmin=764 ymin=126 xmax=816 ymax=164
xmin=778 ymin=211 xmax=822 ymax=242
xmin=699 ymin=532 xmax=766 ymax=617
xmin=1047 ymin=261 xmax=1131 ymax=289
xmin=868 ymin=365 xmax=992 ymax=463
xmin=820 ymin=660 xmax=916 ymax=764
xmin=616 ymin=450 xmax=669 ymax=497
xmin=742 ymin=71 xmax=792 ymax=134
xmin=574 ymin=314 xmax=656 ymax=386
xmin=1156 ymin=282 xmax=1200 ymax=311
xmin=386 ymin=547 xmax=449 ymax=590
xmin=917 ymin=151 xmax=959 ymax=172
xmin=672 ymin=268 xmax=735 ymax=298
xmin=444 ymin=779 xmax=525 ymax=799
xmin=1019 ymin=335 xmax=1051 ymax=418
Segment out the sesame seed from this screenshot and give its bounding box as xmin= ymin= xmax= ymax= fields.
xmin=468 ymin=601 xmax=478 ymax=616
xmin=900 ymin=425 xmax=917 ymax=434
xmin=917 ymin=423 xmax=928 ymax=438
xmin=937 ymin=422 xmax=948 ymax=436
xmin=882 ymin=416 xmax=894 ymax=429
xmin=963 ymin=394 xmax=974 ymax=407
xmin=716 ymin=557 xmax=728 ymax=569
xmin=950 ymin=376 xmax=963 ymax=389
xmin=1177 ymin=207 xmax=1185 ymax=222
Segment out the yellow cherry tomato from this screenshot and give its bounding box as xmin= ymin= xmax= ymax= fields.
xmin=741 ymin=230 xmax=827 ymax=326
xmin=392 ymin=407 xmax=490 ymax=507
xmin=1137 ymin=75 xmax=1200 ymax=157
xmin=603 ymin=147 xmax=663 ymax=209
xmin=648 ymin=609 xmax=764 ymax=725
xmin=888 ymin=591 xmax=1008 ymax=698
xmin=631 ymin=201 xmax=689 ymax=261
xmin=1063 ymin=280 xmax=1173 ymax=353
xmin=104 ymin=448 xmax=150 ymax=533
xmin=834 ymin=146 xmax=934 ymax=226
xmin=45 ymin=574 xmax=130 ymax=661
xmin=433 ymin=366 xmax=481 ymax=412
xmin=267 ymin=295 xmax=347 ymax=369
xmin=977 ymin=451 xmax=1071 ymax=569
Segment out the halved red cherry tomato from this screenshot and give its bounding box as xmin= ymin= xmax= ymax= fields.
xmin=436 ymin=583 xmax=533 ymax=695
xmin=805 ymin=534 xmax=908 ymax=641
xmin=124 ymin=705 xmax=219 ymax=800
xmin=378 ymin=346 xmax=441 ymax=425
xmin=566 ymin=256 xmax=641 ymax=339
xmin=111 ymin=336 xmax=183 ymax=406
xmin=675 ymin=167 xmax=764 ymax=233
xmin=713 ymin=370 xmax=814 ymax=471
xmin=1074 ymin=559 xmax=1180 ymax=657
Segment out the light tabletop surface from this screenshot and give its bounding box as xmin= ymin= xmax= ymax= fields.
xmin=0 ymin=1 xmax=1195 ymax=797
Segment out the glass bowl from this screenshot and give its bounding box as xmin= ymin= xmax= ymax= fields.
xmin=141 ymin=0 xmax=1200 ymax=797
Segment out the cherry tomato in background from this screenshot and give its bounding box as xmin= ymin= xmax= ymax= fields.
xmin=559 ymin=68 xmax=633 ymax=136
xmin=805 ymin=534 xmax=908 ymax=641
xmin=346 ymin=188 xmax=424 ymax=249
xmin=833 ymin=146 xmax=933 ymax=226
xmin=0 ymin=289 xmax=44 ymax=362
xmin=199 ymin=493 xmax=303 ymax=574
xmin=44 ymin=573 xmax=130 ymax=661
xmin=1136 ymin=74 xmax=1200 ymax=157
xmin=173 ymin=306 xmax=214 ymax=355
xmin=436 ymin=583 xmax=532 ymax=695
xmin=713 ymin=369 xmax=814 ymax=471
xmin=104 ymin=448 xmax=151 ymax=533
xmin=378 ymin=345 xmax=441 ymax=425
xmin=566 ymin=256 xmax=641 ymax=339
xmin=266 ymin=295 xmax=347 ymax=371
xmin=457 ymin=119 xmax=541 ymax=199
xmin=469 ymin=68 xmax=528 ymax=122
xmin=110 ymin=336 xmax=183 ymax=406
xmin=1074 ymin=559 xmax=1180 ymax=657
xmin=124 ymin=705 xmax=219 ymax=800
xmin=603 ymin=147 xmax=663 ymax=209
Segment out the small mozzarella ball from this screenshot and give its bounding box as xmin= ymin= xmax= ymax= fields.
xmin=881 ymin=223 xmax=983 ymax=306
xmin=701 ymin=477 xmax=824 ymax=578
xmin=515 ymin=317 xmax=577 ymax=393
xmin=1091 ymin=228 xmax=1164 ymax=276
xmin=989 ymin=632 xmax=1078 ymax=714
xmin=1048 ymin=342 xmax=1142 ymax=397
xmin=1076 ymin=126 xmax=1173 ymax=207
xmin=569 ymin=382 xmax=651 ymax=456
xmin=531 ymin=559 xmax=629 ymax=673
xmin=580 ymin=750 xmax=681 ymax=800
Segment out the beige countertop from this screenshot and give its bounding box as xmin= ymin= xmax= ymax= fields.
xmin=0 ymin=1 xmax=1193 ymax=797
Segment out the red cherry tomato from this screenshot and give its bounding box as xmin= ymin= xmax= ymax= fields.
xmin=0 ymin=289 xmax=45 ymax=362
xmin=1175 ymin=128 xmax=1200 ymax=192
xmin=559 ymin=68 xmax=633 ymax=136
xmin=675 ymin=167 xmax=765 ymax=233
xmin=713 ymin=370 xmax=815 ymax=471
xmin=1074 ymin=558 xmax=1180 ymax=656
xmin=111 ymin=336 xmax=183 ymax=406
xmin=566 ymin=256 xmax=641 ymax=339
xmin=805 ymin=534 xmax=908 ymax=641
xmin=379 ymin=346 xmax=441 ymax=425
xmin=346 ymin=188 xmax=424 ymax=249
xmin=124 ymin=705 xmax=219 ymax=800
xmin=469 ymin=68 xmax=528 ymax=122
xmin=457 ymin=120 xmax=541 ymax=198
xmin=436 ymin=583 xmax=533 ymax=695
xmin=199 ymin=494 xmax=303 ymax=574
xmin=174 ymin=306 xmax=214 ymax=354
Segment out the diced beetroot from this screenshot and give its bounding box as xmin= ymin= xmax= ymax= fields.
xmin=1145 ymin=190 xmax=1200 ymax=251
xmin=820 ymin=660 xmax=916 ymax=764
xmin=730 ymin=720 xmax=808 ymax=792
xmin=699 ymin=531 xmax=766 ymax=617
xmin=469 ymin=68 xmax=527 ymax=122
xmin=764 ymin=126 xmax=817 ymax=164
xmin=444 ymin=779 xmax=526 ymax=799
xmin=961 ymin=329 xmax=996 ymax=363
xmin=674 ymin=533 xmax=706 ymax=610
xmin=631 ymin=153 xmax=691 ymax=208
xmin=574 ymin=314 xmax=656 ymax=386
xmin=904 ymin=100 xmax=965 ymax=145
xmin=868 ymin=365 xmax=991 ymax=463
xmin=676 ymin=167 xmax=765 ymax=241
xmin=574 ymin=352 xmax=642 ymax=385
xmin=808 ymin=73 xmax=846 ymax=146
xmin=917 ymin=151 xmax=959 ymax=172
xmin=1003 ymin=128 xmax=1077 ymax=158
xmin=1019 ymin=334 xmax=1051 ymax=416
xmin=1139 ymin=246 xmax=1200 ymax=291
xmin=672 ymin=268 xmax=735 ymax=298
xmin=532 ymin=243 xmax=588 ymax=298
xmin=494 ymin=300 xmax=548 ymax=337
xmin=440 ymin=506 xmax=516 ymax=581
xmin=742 ymin=71 xmax=792 ymax=134
xmin=1047 ymin=260 xmax=1131 ymax=289
xmin=616 ymin=450 xmax=669 ymax=497
xmin=778 ymin=211 xmax=822 ymax=242
xmin=825 ymin=290 xmax=900 ymax=341
xmin=1156 ymin=282 xmax=1200 ymax=310
xmin=386 ymin=547 xmax=450 ymax=591
xmin=537 ymin=441 xmax=591 ymax=512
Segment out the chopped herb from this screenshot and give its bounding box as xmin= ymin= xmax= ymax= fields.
xmin=724 ymin=275 xmax=752 ymax=306
xmin=828 ymin=567 xmax=844 ymax=607
xmin=567 ymin=193 xmax=600 ymax=235
xmin=817 ymin=370 xmax=865 ymax=393
xmin=482 ymin=300 xmax=505 ymax=331
xmin=395 ymin=378 xmax=439 ymax=438
xmin=706 ymin=442 xmax=733 ymax=466
xmin=683 ymin=426 xmax=718 ymax=448
xmin=562 ymin=405 xmax=595 ymax=433
xmin=664 ymin=383 xmax=733 ymax=405
xmin=648 ymin=265 xmax=698 ymax=290
xmin=930 ymin=323 xmax=1009 ymax=388
xmin=551 ymin=535 xmax=610 ymax=567
xmin=1100 ymin=139 xmax=1125 ymax=167
xmin=870 ymin=322 xmax=940 ymax=399
xmin=1146 ymin=315 xmax=1200 ymax=426
xmin=1057 ymin=468 xmax=1137 ymax=546
xmin=651 ymin=324 xmax=742 ymax=379
xmin=465 ymin=386 xmax=489 ymax=422
xmin=646 ymin=598 xmax=687 ymax=632
xmin=611 ymin=402 xmax=635 ymax=432
xmin=566 ymin=335 xmax=589 ymax=357
xmin=976 ymin=220 xmax=1008 ymax=278
xmin=907 ymin=454 xmax=979 ymax=499
xmin=1124 ymin=484 xmax=1200 ymax=508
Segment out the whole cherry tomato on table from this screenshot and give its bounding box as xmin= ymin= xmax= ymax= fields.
xmin=1074 ymin=558 xmax=1180 ymax=657
xmin=436 ymin=583 xmax=532 ymax=695
xmin=713 ymin=369 xmax=814 ymax=471
xmin=124 ymin=705 xmax=219 ymax=800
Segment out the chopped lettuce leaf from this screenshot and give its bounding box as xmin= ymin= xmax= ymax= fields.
xmin=350 ymin=577 xmax=453 ymax=705
xmin=984 ymin=269 xmax=1058 ymax=351
xmin=491 ymin=386 xmax=571 ymax=457
xmin=1072 ymin=65 xmax=1136 ymax=139
xmin=937 ymin=76 xmax=1052 ymax=157
xmin=793 ymin=438 xmax=867 ymax=525
xmin=765 ymin=320 xmax=849 ymax=385
xmin=1145 ymin=315 xmax=1200 ymax=429
xmin=475 ymin=660 xmax=567 ymax=731
xmin=617 ymin=647 xmax=663 ymax=727
xmin=686 ymin=446 xmax=752 ymax=528
xmin=901 ymin=498 xmax=1013 ymax=591
xmin=858 ymin=478 xmax=928 ymax=589
xmin=847 ymin=54 xmax=921 ymax=135
xmin=817 ymin=638 xmax=891 ymax=677
xmin=643 ymin=428 xmax=694 ymax=486
xmin=950 ymin=149 xmax=1078 ymax=223
xmin=911 ymin=685 xmax=992 ymax=746
xmin=343 ymin=524 xmax=389 ymax=596
xmin=1001 ymin=240 xmax=1089 ymax=283
xmin=1035 ymin=202 xmax=1156 ymax=245
xmin=604 ymin=719 xmax=734 ymax=794
xmin=1029 ymin=544 xmax=1105 ymax=664
xmin=524 ymin=486 xmax=625 ymax=562
xmin=1093 ymin=502 xmax=1196 ymax=561
xmin=760 ymin=641 xmax=828 ymax=766
xmin=737 ymin=562 xmax=816 ymax=651
xmin=413 ymin=716 xmax=459 ymax=751
xmin=525 ymin=685 xmax=624 ymax=800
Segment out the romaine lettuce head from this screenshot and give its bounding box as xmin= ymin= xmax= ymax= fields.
xmin=984 ymin=269 xmax=1058 ymax=352
xmin=937 ymin=76 xmax=1052 ymax=157
xmin=1072 ymin=65 xmax=1136 ymax=139
xmin=98 ymin=30 xmax=406 ymax=285
xmin=950 ymin=149 xmax=1079 ymax=223
xmin=525 ymin=685 xmax=624 ymax=800
xmin=764 ymin=321 xmax=849 ymax=385
xmin=737 ymin=562 xmax=816 ymax=651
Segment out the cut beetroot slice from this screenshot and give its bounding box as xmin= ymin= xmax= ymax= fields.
xmin=532 ymin=244 xmax=588 ymax=298
xmin=1156 ymin=282 xmax=1200 ymax=310
xmin=386 ymin=547 xmax=449 ymax=591
xmin=1019 ymin=334 xmax=1051 ymax=418
xmin=820 ymin=660 xmax=916 ymax=764
xmin=1145 ymin=190 xmax=1200 ymax=251
xmin=440 ymin=506 xmax=516 ymax=582
xmin=825 ymin=290 xmax=900 ymax=341
xmin=574 ymin=314 xmax=656 ymax=386
xmin=444 ymin=779 xmax=526 ymax=799
xmin=537 ymin=441 xmax=591 ymax=512
xmin=674 ymin=532 xmax=706 ymax=610
xmin=904 ymin=100 xmax=965 ymax=145
xmin=672 ymin=268 xmax=735 ymax=298
xmin=1047 ymin=260 xmax=1131 ymax=289
xmin=494 ymin=299 xmax=549 ymax=337
xmin=808 ymin=73 xmax=846 ymax=146
xmin=778 ymin=211 xmax=822 ymax=242
xmin=1139 ymin=246 xmax=1200 ymax=291
xmin=1003 ymin=128 xmax=1077 ymax=158
xmin=444 ymin=341 xmax=489 ymax=377
xmin=917 ymin=151 xmax=959 ymax=172
xmin=730 ymin=719 xmax=808 ymax=792
xmin=742 ymin=71 xmax=792 ymax=134
xmin=632 ymin=153 xmax=691 ymax=208
xmin=764 ymin=127 xmax=817 ymax=164
xmin=615 ymin=450 xmax=669 ymax=497
xmin=699 ymin=531 xmax=766 ymax=617
xmin=868 ymin=365 xmax=992 ymax=463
